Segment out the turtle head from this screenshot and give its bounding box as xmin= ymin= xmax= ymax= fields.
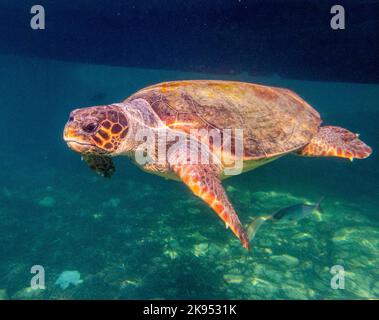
xmin=63 ymin=104 xmax=129 ymax=155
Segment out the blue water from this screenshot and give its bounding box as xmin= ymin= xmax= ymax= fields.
xmin=0 ymin=1 xmax=378 ymax=300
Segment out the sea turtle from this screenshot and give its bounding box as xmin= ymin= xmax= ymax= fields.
xmin=63 ymin=80 xmax=372 ymax=250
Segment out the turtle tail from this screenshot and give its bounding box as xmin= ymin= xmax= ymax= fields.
xmin=296 ymin=126 xmax=372 ymax=161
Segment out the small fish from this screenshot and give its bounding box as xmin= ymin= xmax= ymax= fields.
xmin=247 ymin=197 xmax=324 ymax=243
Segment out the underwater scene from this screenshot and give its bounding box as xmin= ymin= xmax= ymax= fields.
xmin=0 ymin=1 xmax=378 ymax=300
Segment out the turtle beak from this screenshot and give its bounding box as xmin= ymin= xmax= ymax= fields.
xmin=63 ymin=123 xmax=95 ymax=154
xmin=63 ymin=123 xmax=79 ymax=145
xmin=63 ymin=124 xmax=75 ymax=141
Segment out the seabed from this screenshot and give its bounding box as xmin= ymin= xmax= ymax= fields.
xmin=0 ymin=54 xmax=378 ymax=299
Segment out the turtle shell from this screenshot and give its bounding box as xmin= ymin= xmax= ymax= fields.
xmin=125 ymin=80 xmax=321 ymax=159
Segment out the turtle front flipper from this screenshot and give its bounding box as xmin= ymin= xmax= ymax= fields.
xmin=297 ymin=126 xmax=372 ymax=161
xmin=171 ymin=163 xmax=250 ymax=250
xmin=82 ymin=154 xmax=115 ymax=178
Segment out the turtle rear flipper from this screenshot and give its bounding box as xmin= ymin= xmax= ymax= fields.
xmin=297 ymin=126 xmax=372 ymax=161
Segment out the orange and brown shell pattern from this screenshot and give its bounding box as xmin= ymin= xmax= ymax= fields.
xmin=125 ymin=80 xmax=322 ymax=160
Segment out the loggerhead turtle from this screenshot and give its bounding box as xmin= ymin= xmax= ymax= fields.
xmin=63 ymin=80 xmax=372 ymax=250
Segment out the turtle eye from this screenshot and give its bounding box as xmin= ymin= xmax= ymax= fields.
xmin=83 ymin=122 xmax=98 ymax=133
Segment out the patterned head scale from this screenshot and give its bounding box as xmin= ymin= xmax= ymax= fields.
xmin=63 ymin=105 xmax=129 ymax=155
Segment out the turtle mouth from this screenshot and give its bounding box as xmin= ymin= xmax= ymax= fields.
xmin=65 ymin=140 xmax=95 ymax=147
xmin=65 ymin=139 xmax=97 ymax=153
